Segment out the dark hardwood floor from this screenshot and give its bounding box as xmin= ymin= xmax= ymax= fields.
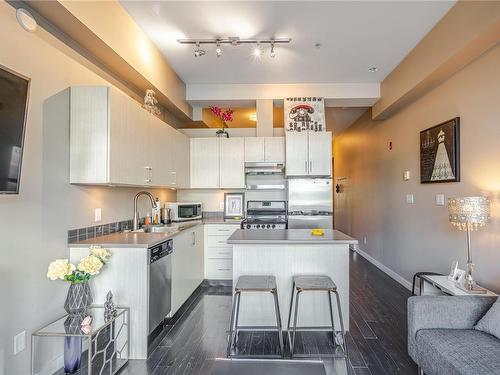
xmin=120 ymin=251 xmax=417 ymax=375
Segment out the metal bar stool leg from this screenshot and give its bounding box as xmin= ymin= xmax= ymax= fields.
xmin=290 ymin=290 xmax=301 ymax=359
xmin=334 ymin=290 xmax=351 ymax=375
xmin=234 ymin=292 xmax=241 ymax=346
xmin=272 ymin=290 xmax=285 ymax=358
xmin=227 ymin=291 xmax=239 ymax=357
xmin=286 ymin=281 xmax=295 ymax=352
xmin=328 ymin=291 xmax=336 ymax=343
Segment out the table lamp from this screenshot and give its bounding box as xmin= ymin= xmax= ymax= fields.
xmin=448 ymin=196 xmax=490 ymax=293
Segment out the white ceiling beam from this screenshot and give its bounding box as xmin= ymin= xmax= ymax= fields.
xmin=186 ymin=83 xmax=380 ymax=107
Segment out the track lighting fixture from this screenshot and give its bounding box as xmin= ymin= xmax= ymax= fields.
xmin=194 ymin=42 xmax=206 ymax=57
xmin=215 ymin=40 xmax=222 ymax=57
xmin=178 ymin=37 xmax=290 ymax=59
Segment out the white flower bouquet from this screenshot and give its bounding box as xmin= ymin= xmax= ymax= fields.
xmin=47 ymin=245 xmax=111 ymax=284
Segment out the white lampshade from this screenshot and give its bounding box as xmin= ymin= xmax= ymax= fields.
xmin=448 ymin=196 xmax=490 ymax=231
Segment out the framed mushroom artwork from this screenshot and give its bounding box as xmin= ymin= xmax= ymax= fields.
xmin=420 ymin=117 xmax=460 ymax=183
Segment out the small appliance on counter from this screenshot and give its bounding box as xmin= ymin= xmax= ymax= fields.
xmin=165 ymin=202 xmax=202 ymax=222
xmin=288 ymin=178 xmax=333 ymax=229
xmin=241 ymin=200 xmax=287 ymax=229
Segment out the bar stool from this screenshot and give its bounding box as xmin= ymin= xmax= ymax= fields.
xmin=287 ymin=275 xmax=350 ymax=368
xmin=227 ymin=275 xmax=285 ymax=358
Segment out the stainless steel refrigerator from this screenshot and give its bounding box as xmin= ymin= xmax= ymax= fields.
xmin=288 ymin=178 xmax=333 ymax=229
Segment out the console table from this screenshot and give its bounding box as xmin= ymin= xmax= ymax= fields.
xmin=31 ymin=306 xmax=129 ymax=375
xmin=419 ymin=275 xmax=497 ymax=297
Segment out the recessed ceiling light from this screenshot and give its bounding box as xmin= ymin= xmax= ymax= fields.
xmin=16 ymin=8 xmax=37 ymax=32
xmin=368 ymin=67 xmax=378 ymax=73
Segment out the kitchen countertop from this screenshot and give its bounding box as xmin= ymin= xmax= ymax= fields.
xmin=202 ymin=216 xmax=242 ymax=225
xmin=227 ymin=229 xmax=358 ymax=245
xmin=68 ymin=221 xmax=203 ymax=248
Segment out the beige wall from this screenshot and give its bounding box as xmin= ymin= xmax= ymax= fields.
xmin=0 ymin=3 xmax=175 ymax=374
xmin=334 ymin=44 xmax=500 ymax=292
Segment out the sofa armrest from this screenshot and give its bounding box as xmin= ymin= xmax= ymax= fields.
xmin=407 ymin=295 xmax=495 ymax=362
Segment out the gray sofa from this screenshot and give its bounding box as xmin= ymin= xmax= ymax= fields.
xmin=408 ymin=296 xmax=500 ymax=375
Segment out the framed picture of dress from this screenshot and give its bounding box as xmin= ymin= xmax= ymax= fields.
xmin=224 ymin=193 xmax=245 ymax=219
xmin=420 ymin=117 xmax=460 ymax=183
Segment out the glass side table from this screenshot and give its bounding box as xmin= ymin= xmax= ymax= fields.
xmin=32 ymin=306 xmax=129 ymax=375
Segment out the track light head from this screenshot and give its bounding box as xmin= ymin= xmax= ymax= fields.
xmin=194 ymin=42 xmax=206 ymax=57
xmin=215 ymin=41 xmax=222 ymax=57
xmin=253 ymin=43 xmax=263 ymax=57
xmin=270 ymin=42 xmax=276 ymax=58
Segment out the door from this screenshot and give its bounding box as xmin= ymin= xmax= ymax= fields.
xmin=285 ymin=132 xmax=309 ymax=176
xmin=334 ymin=177 xmax=351 ymax=234
xmin=244 ymin=137 xmax=265 ymax=162
xmin=264 ymin=137 xmax=285 ymax=162
xmin=220 ymin=138 xmax=245 ymax=188
xmin=190 ymin=138 xmax=220 ymax=188
xmin=308 ymin=132 xmax=332 ymax=176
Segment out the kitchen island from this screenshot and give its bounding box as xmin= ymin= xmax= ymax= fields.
xmin=227 ymin=229 xmax=357 ymax=330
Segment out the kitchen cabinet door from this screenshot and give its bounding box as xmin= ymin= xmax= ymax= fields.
xmin=220 ymin=138 xmax=245 ymax=188
xmin=149 ymin=116 xmax=171 ymax=186
xmin=264 ymin=137 xmax=285 ymax=162
xmin=108 ymin=88 xmax=151 ymax=185
xmin=285 ymin=132 xmax=309 ymax=176
xmin=190 ymin=138 xmax=220 ymax=188
xmin=244 ymin=137 xmax=265 ymax=162
xmin=172 ymin=131 xmax=190 ymax=188
xmin=308 ymin=131 xmax=332 ymax=176
xmin=171 ymin=225 xmax=204 ymax=316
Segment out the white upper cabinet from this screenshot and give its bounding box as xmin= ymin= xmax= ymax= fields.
xmin=170 ymin=129 xmax=190 ymax=189
xmin=308 ymin=132 xmax=332 ymax=176
xmin=70 ymin=86 xmax=189 ymax=187
xmin=264 ymin=137 xmax=285 ymax=162
xmin=285 ymin=132 xmax=332 ymax=177
xmin=244 ymin=137 xmax=265 ymax=162
xmin=244 ymin=136 xmax=284 ymax=163
xmin=190 ymin=138 xmax=220 ymax=188
xmin=220 ymin=138 xmax=245 ymax=188
xmin=285 ymin=132 xmax=309 ymax=176
xmin=190 ymin=137 xmax=245 ymax=189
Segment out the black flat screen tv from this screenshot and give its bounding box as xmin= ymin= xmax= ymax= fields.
xmin=0 ymin=65 xmax=29 ymax=194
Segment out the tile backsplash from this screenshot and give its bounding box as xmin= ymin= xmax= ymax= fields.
xmin=67 ymin=220 xmax=132 ymax=243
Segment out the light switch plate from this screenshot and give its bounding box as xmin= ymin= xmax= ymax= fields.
xmin=406 ymin=194 xmax=414 ymax=204
xmin=403 ymin=170 xmax=410 ymax=181
xmin=436 ymin=194 xmax=445 ymax=206
xmin=14 ymin=331 xmax=25 ymax=355
xmin=94 ymin=208 xmax=102 ymax=222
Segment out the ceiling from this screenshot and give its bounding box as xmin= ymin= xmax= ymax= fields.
xmin=121 ymin=1 xmax=454 ymax=85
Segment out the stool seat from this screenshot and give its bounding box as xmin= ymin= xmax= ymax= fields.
xmin=293 ymin=275 xmax=337 ymax=292
xmin=235 ymin=275 xmax=277 ymax=292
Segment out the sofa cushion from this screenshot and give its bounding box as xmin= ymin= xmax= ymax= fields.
xmin=476 ymin=297 xmax=500 ymax=340
xmin=416 ymin=329 xmax=500 ymax=375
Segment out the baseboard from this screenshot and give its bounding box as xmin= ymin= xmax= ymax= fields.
xmin=353 ymin=247 xmax=412 ymax=291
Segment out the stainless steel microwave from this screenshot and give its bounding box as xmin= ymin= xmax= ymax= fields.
xmin=165 ymin=202 xmax=202 ymax=222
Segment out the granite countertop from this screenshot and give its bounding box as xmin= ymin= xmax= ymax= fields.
xmin=68 ymin=221 xmax=203 ymax=248
xmin=227 ymin=229 xmax=358 ymax=245
xmin=202 ymin=216 xmax=243 ymax=225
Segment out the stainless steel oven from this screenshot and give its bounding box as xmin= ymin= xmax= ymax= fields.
xmin=165 ymin=202 xmax=202 ymax=222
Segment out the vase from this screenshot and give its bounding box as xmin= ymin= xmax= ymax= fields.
xmin=63 ymin=314 xmax=85 ymax=374
xmin=64 ymin=282 xmax=93 ymax=316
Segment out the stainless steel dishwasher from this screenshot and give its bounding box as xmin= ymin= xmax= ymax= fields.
xmin=148 ymin=238 xmax=173 ymax=335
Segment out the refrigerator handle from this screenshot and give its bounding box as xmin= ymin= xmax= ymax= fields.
xmin=305 ymin=161 xmax=308 ymax=174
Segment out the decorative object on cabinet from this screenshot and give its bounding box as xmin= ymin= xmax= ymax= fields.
xmin=284 ymin=97 xmax=325 ymax=132
xmin=104 ymin=291 xmax=117 ymax=322
xmin=224 ymin=193 xmax=245 ymax=219
xmin=420 ymin=117 xmax=460 ymax=183
xmin=142 ymin=89 xmax=161 ymax=115
xmin=210 ymin=106 xmax=233 ymax=138
xmin=448 ymin=196 xmax=490 ymax=293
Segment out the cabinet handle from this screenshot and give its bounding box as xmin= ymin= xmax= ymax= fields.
xmin=191 ymin=232 xmax=196 ymax=246
xmin=309 ymin=161 xmax=312 ymax=173
xmin=144 ymin=166 xmax=152 ymax=183
xmin=217 ymin=268 xmax=231 ymax=271
xmin=305 ymin=161 xmax=308 ymax=173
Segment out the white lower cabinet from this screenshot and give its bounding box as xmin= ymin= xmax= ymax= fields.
xmin=204 ymin=224 xmax=239 ymax=280
xmin=171 ymin=224 xmax=204 ymax=316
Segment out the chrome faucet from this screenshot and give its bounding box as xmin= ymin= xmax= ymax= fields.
xmin=133 ymin=191 xmax=157 ymax=231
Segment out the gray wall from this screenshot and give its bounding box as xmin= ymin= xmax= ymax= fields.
xmin=0 ymin=4 xmax=175 ymax=373
xmin=334 ymin=44 xmax=500 ymax=292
